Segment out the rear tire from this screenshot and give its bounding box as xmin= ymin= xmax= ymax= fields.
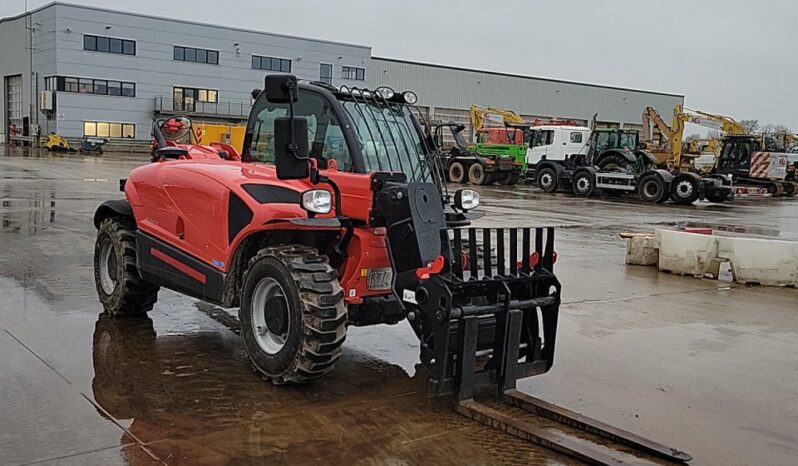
xmin=596 ymin=153 xmax=631 ymax=171
xmin=670 ymin=174 xmax=700 ymax=205
xmin=448 ymin=161 xmax=466 ymax=183
xmin=638 ymin=175 xmax=667 ymax=203
xmin=497 ymin=171 xmax=519 ymax=186
xmin=783 ymin=182 xmax=796 ymax=197
xmin=572 ymin=171 xmax=595 ymax=197
xmin=705 ymin=192 xmax=730 ymax=203
xmin=240 ymin=245 xmax=347 ymax=384
xmin=536 ymin=167 xmax=558 ymax=193
xmin=94 ymin=218 xmax=159 ymax=315
xmin=468 ymin=162 xmax=488 ymax=185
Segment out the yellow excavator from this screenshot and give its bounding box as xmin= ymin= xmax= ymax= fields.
xmin=642 ymin=105 xmax=746 ymax=169
xmin=469 ymin=104 xmax=528 ymax=134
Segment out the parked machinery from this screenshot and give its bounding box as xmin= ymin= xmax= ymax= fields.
xmin=642 ymin=105 xmax=746 ymax=169
xmin=715 ymin=134 xmax=797 ymax=196
xmin=528 ymin=125 xmax=733 ymax=204
xmin=432 ymin=122 xmax=521 ymax=185
xmin=469 ymin=104 xmax=530 ymax=177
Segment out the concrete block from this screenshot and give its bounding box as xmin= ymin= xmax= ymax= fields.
xmin=626 ymin=235 xmax=658 ymax=266
xmin=656 ymin=229 xmax=719 ymax=278
xmin=718 ymin=236 xmax=798 ymax=287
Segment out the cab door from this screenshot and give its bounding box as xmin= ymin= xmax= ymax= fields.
xmin=526 ymin=129 xmax=554 ymax=165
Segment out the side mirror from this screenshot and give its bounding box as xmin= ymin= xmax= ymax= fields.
xmin=274 ymin=116 xmax=310 ymax=180
xmin=264 ymin=74 xmax=299 ymax=104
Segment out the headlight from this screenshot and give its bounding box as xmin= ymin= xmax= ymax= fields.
xmin=301 ymin=189 xmax=332 ymax=214
xmin=402 ymin=91 xmax=418 ymax=105
xmin=376 ymin=86 xmax=395 ymax=100
xmin=454 ymin=188 xmax=480 ymax=211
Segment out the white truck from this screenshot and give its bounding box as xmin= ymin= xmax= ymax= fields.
xmin=526 ymin=125 xmax=734 ymax=204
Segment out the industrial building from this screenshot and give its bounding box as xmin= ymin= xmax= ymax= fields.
xmin=1 ymin=2 xmax=683 ymax=145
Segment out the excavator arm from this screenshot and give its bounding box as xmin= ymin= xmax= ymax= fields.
xmin=642 ymin=104 xmax=746 ymax=169
xmin=470 ymin=104 xmax=528 ymax=134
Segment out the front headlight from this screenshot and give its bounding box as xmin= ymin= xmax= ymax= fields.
xmin=301 ymin=189 xmax=332 ymax=214
xmin=402 ymin=91 xmax=418 ymax=105
xmin=454 ymin=188 xmax=480 ymax=211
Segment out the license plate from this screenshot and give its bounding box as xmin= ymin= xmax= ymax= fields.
xmin=367 ymin=268 xmax=393 ymax=290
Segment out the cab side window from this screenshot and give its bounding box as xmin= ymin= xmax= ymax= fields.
xmin=247 ymin=91 xmax=353 ymax=171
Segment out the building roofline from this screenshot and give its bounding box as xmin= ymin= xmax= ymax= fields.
xmin=1 ymin=1 xmax=371 ymax=51
xmin=373 ymin=56 xmax=684 ymax=99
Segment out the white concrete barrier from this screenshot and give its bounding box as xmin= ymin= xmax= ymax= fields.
xmin=626 ymin=235 xmax=658 ymax=266
xmin=656 ymin=229 xmax=719 ymax=278
xmin=718 ymin=237 xmax=798 ymax=287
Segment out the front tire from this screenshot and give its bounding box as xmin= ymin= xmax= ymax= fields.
xmin=536 ymin=167 xmax=558 ymax=193
xmin=94 ymin=218 xmax=159 ymax=315
xmin=240 ymin=245 xmax=347 ymax=384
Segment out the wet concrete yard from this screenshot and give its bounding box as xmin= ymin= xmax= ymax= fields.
xmin=1 ymin=147 xmax=797 ymax=465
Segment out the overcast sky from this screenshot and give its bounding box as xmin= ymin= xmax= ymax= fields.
xmin=8 ymin=0 xmax=798 ymax=130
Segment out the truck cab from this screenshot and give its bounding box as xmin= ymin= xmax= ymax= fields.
xmin=525 ymin=125 xmax=591 ymax=169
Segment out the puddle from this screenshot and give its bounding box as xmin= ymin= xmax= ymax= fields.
xmin=0 ymin=192 xmax=57 ymax=236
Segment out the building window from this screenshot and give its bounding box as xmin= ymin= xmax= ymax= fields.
xmin=252 ymin=55 xmax=291 ymax=72
xmin=83 ymin=34 xmax=135 ymax=55
xmin=173 ymin=86 xmax=218 ymax=112
xmin=342 ymin=66 xmax=365 ymax=81
xmin=320 ymin=64 xmax=333 ymax=85
xmin=84 ymin=121 xmax=135 ymax=138
xmin=49 ymin=76 xmax=135 ymax=97
xmin=174 ymin=46 xmax=219 ymax=65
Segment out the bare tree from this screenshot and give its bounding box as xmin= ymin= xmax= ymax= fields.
xmin=740 ymin=119 xmax=759 ymax=133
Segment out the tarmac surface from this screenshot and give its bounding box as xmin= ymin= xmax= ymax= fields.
xmin=1 ymin=146 xmax=797 ymax=465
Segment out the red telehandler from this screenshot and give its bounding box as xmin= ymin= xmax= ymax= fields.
xmin=93 ymin=75 xmax=690 ymax=464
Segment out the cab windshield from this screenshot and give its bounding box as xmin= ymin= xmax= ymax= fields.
xmin=246 ymin=88 xmax=433 ymax=182
xmin=619 ymin=132 xmax=638 ymax=150
xmin=340 ymin=98 xmax=432 ymax=182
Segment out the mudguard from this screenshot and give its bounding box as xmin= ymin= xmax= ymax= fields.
xmin=643 ymin=168 xmax=674 ymax=186
xmin=93 ymin=199 xmax=133 ymax=229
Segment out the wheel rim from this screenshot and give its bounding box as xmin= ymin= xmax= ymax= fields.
xmin=540 ymin=173 xmax=554 ymax=189
xmin=576 ymin=177 xmax=590 ymax=193
xmin=676 ymin=180 xmax=693 ymax=197
xmin=251 ymin=278 xmax=290 ymax=355
xmin=99 ymin=239 xmax=117 ymax=295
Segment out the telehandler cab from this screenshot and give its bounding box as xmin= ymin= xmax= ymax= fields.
xmin=93 ymin=75 xmax=691 ymax=464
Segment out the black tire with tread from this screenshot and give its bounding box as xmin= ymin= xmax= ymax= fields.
xmin=572 ymin=171 xmax=595 ymax=197
xmin=596 ymin=152 xmax=631 ymax=171
xmin=536 ymin=167 xmax=558 ymax=193
xmin=639 ymin=175 xmax=667 ymax=203
xmin=497 ymin=171 xmax=520 ymax=185
xmin=240 ymin=245 xmax=347 ymax=384
xmin=94 ymin=218 xmax=159 ymax=315
xmin=704 ymin=192 xmax=730 ymax=203
xmin=468 ymin=162 xmax=488 ymax=185
xmin=670 ymin=174 xmax=700 ymax=205
xmin=448 ymin=161 xmax=466 ymax=183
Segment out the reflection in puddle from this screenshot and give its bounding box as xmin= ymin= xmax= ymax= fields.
xmin=1 ymin=189 xmax=57 ymax=236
